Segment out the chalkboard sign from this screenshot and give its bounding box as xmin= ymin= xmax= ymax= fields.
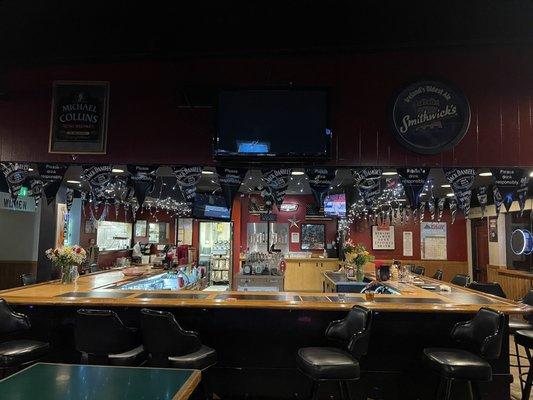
xmin=49 ymin=81 xmax=109 ymax=154
xmin=389 ymin=79 xmax=470 ymax=155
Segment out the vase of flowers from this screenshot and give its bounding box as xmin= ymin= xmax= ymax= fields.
xmin=45 ymin=245 xmax=87 ymax=284
xmin=343 ymin=240 xmax=374 ymax=282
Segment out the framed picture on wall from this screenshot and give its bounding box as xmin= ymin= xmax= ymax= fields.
xmin=49 ymin=81 xmax=110 ymax=154
xmin=372 ymin=225 xmax=395 ymax=250
xmin=84 ymin=220 xmax=96 ymax=234
xmin=135 ymin=220 xmax=147 ymax=237
xmin=301 ymin=224 xmax=325 ymax=250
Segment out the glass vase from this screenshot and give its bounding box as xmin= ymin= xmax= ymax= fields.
xmin=60 ymin=265 xmax=79 ymax=284
xmin=355 ymin=263 xmax=365 ymax=282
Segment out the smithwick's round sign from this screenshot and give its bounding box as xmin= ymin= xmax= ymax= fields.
xmin=389 ymin=79 xmax=471 ymax=154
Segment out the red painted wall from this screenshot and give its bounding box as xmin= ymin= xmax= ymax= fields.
xmin=1 ymin=45 xmax=533 ymax=167
xmin=349 ymin=210 xmax=467 ymax=261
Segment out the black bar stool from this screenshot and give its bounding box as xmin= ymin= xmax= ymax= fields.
xmin=467 ymin=282 xmax=506 ymax=298
xmin=0 ymin=298 xmax=49 ymax=378
xmin=514 ymin=330 xmax=533 ymax=400
xmin=140 ymin=308 xmax=217 ymax=399
xmin=296 ymin=305 xmax=373 ymax=400
xmin=75 ymin=309 xmax=145 ymax=366
xmin=432 ymin=269 xmax=443 ymax=280
xmin=450 ymin=274 xmax=470 ymax=287
xmin=414 ymin=266 xmax=425 ymax=276
xmin=423 ymin=307 xmax=505 ymax=400
xmin=140 ymin=308 xmax=217 ymax=369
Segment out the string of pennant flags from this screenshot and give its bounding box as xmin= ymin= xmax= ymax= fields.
xmin=0 ymin=162 xmax=530 ymax=226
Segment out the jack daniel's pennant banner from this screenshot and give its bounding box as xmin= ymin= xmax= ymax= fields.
xmin=1 ymin=162 xmax=30 ymax=201
xmin=306 ymin=167 xmax=337 ymax=210
xmin=216 ymin=167 xmax=247 ymax=210
xmin=419 ymin=201 xmax=426 ymax=221
xmin=82 ymin=165 xmax=113 ymax=201
xmin=428 ymin=197 xmax=436 ymax=220
xmin=493 ymin=186 xmax=503 ymax=217
xmin=37 ymin=163 xmax=69 ymax=204
xmin=443 ymin=168 xmax=476 ymax=218
xmin=397 ymin=168 xmax=430 ymax=210
xmin=127 ymin=165 xmax=159 ymax=207
xmin=262 ymin=168 xmax=292 ymax=210
xmin=449 ymin=199 xmax=458 ymax=224
xmin=491 ymin=168 xmax=525 ymax=212
xmin=437 ymin=198 xmax=446 ymax=221
xmin=28 ymin=178 xmax=43 ymax=207
xmin=477 ymin=186 xmax=488 ymax=218
xmin=517 ymin=175 xmax=530 ymax=216
xmin=352 ymin=168 xmax=382 ymax=208
xmin=172 ymin=166 xmax=202 ymax=203
xmin=66 ymin=188 xmax=74 ymax=212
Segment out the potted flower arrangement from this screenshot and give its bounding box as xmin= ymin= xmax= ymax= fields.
xmin=343 ymin=240 xmax=374 ymax=282
xmin=45 ymin=245 xmax=87 ymax=284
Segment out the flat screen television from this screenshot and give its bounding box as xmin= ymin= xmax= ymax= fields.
xmin=215 ymin=89 xmax=331 ymax=159
xmin=324 ymin=193 xmax=346 ymax=218
xmin=193 ymin=193 xmax=231 ymax=220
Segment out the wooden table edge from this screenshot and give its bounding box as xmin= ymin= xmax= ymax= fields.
xmin=173 ymin=369 xmax=201 ymax=400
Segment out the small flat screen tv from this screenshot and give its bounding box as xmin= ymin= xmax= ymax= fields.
xmin=193 ymin=194 xmax=231 ymax=220
xmin=324 ymin=194 xmax=346 ymax=218
xmin=215 ymin=89 xmax=331 ymax=159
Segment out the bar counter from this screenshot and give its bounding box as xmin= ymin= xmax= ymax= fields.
xmin=0 ymin=268 xmax=527 ymax=314
xmin=0 ymin=268 xmax=526 ymax=399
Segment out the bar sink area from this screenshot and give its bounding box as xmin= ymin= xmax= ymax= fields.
xmin=322 ymin=271 xmax=401 ymax=295
xmin=107 ymin=271 xmax=205 ymax=291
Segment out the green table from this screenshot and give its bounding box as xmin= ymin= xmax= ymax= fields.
xmin=0 ymin=363 xmax=201 ymax=400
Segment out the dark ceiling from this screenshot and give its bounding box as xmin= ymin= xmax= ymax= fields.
xmin=1 ymin=0 xmax=533 ymax=68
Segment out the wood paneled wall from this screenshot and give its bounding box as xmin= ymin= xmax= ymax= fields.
xmin=376 ymin=259 xmax=469 ymax=282
xmin=487 ymin=265 xmax=533 ymax=300
xmin=0 ymin=261 xmax=37 ymax=290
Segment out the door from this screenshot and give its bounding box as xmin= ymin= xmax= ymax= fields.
xmin=199 ymin=221 xmax=233 ymax=286
xmin=472 ymin=218 xmax=489 ymax=282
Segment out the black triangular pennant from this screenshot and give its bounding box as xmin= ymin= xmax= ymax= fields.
xmin=491 ymin=168 xmax=524 ymax=212
xmin=172 ymin=166 xmax=203 ymax=203
xmin=477 ymin=186 xmax=488 ymax=218
xmin=127 ymin=165 xmax=159 ymax=207
xmin=397 ymin=168 xmax=430 ymax=210
xmin=82 ymin=165 xmax=113 ymax=201
xmin=1 ymin=162 xmax=30 ymax=201
xmin=306 ymin=167 xmax=337 ymax=210
xmin=216 ymin=167 xmax=247 ymax=210
xmin=517 ymin=175 xmax=530 ymax=216
xmin=261 ymin=168 xmax=292 ymax=210
xmin=352 ymin=168 xmax=383 ymax=209
xmin=66 ymin=188 xmax=74 ymax=212
xmin=37 ymin=163 xmax=69 ymax=204
xmin=443 ymin=168 xmax=476 ymax=218
xmin=28 ymin=178 xmax=44 ymax=207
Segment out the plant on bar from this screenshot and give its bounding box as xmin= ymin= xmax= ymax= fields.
xmin=343 ymin=240 xmax=374 ymax=282
xmin=45 ymin=245 xmax=87 ymax=284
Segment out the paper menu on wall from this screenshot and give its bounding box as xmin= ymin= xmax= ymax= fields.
xmin=420 ymin=222 xmax=447 ymax=260
xmin=403 ymin=231 xmax=413 ymax=256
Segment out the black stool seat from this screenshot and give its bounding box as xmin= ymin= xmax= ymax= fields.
xmin=169 ymin=344 xmax=217 ymax=369
xmin=297 ymin=347 xmax=360 ymax=380
xmin=510 ymin=318 xmax=532 ymax=333
xmin=75 ymin=309 xmax=144 ymax=366
xmin=0 ymin=340 xmax=49 ymax=368
xmin=515 ymin=330 xmax=533 ymax=349
xmin=423 ymin=348 xmax=492 ymax=381
xmin=107 ymin=345 xmax=145 ymax=366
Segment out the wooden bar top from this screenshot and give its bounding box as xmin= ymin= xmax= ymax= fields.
xmin=0 ymin=268 xmax=529 ymax=314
